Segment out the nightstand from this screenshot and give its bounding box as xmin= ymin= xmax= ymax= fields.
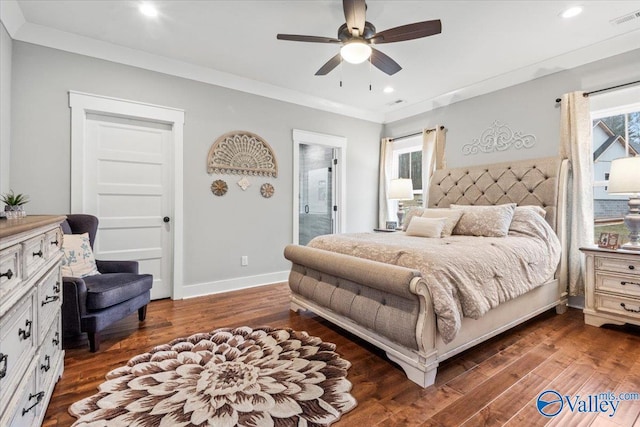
xmin=580 ymin=246 xmax=640 ymax=328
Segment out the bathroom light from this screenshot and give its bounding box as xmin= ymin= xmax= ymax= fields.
xmin=340 ymin=40 xmax=372 ymax=64
xmin=383 ymin=86 xmax=395 ymax=94
xmin=139 ymin=3 xmax=158 ymax=18
xmin=560 ymin=6 xmax=583 ymax=18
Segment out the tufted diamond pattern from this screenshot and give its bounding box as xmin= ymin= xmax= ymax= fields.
xmin=428 ymin=157 xmax=561 ymax=231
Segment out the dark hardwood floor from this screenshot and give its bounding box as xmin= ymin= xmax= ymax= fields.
xmin=44 ymin=283 xmax=640 ymax=426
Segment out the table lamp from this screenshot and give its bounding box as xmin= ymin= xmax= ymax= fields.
xmin=607 ymin=156 xmax=640 ymax=251
xmin=388 ymin=178 xmax=414 ymax=227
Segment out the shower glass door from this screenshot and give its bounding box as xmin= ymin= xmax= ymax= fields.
xmin=299 ymin=144 xmax=335 ymax=245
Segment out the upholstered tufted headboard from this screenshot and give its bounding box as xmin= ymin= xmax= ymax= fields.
xmin=428 ymin=157 xmax=568 ymax=233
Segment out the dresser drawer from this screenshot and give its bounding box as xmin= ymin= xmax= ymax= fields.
xmin=0 ymin=291 xmax=37 ymax=406
xmin=23 ymin=235 xmax=46 ymax=279
xmin=595 ymin=255 xmax=640 ymax=275
xmin=4 ymin=367 xmax=41 ymax=427
xmin=0 ymin=244 xmax=22 ymax=303
xmin=44 ymin=228 xmax=63 ymax=260
xmin=38 ymin=314 xmax=63 ymax=393
xmin=37 ymin=267 xmax=62 ymax=342
xmin=594 ymin=293 xmax=640 ymax=320
xmin=595 ymin=272 xmax=640 ymax=298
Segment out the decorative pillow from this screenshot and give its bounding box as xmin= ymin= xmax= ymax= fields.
xmin=405 ymin=217 xmax=447 ymax=238
xmin=450 ymin=203 xmax=517 ymax=237
xmin=61 ymin=233 xmax=100 ymax=278
xmin=515 ymin=205 xmax=547 ymax=218
xmin=402 ymin=207 xmax=425 ymax=231
xmin=421 ymin=209 xmax=464 ymax=237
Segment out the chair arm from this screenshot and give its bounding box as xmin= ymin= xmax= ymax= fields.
xmin=96 ymin=260 xmax=139 ymax=274
xmin=62 ymin=276 xmax=88 ymax=336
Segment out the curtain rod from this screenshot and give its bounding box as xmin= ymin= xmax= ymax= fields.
xmin=389 ymin=126 xmax=445 ymax=142
xmin=554 ymin=79 xmax=640 ymax=103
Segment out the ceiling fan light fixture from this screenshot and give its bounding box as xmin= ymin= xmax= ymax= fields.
xmin=340 ymin=40 xmax=372 ymax=64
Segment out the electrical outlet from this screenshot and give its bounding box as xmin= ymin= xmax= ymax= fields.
xmin=241 ymin=256 xmax=248 ymax=266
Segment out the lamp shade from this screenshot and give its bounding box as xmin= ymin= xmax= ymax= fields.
xmin=388 ymin=178 xmax=414 ymax=200
xmin=608 ymin=157 xmax=640 ymax=194
xmin=340 ymin=40 xmax=372 ymax=64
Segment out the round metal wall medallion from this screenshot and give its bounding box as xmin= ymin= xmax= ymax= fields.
xmin=260 ymin=183 xmax=275 ymax=198
xmin=211 ymin=180 xmax=228 ymax=196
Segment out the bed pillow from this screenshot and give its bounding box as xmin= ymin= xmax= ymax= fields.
xmin=515 ymin=205 xmax=547 ymax=218
xmin=421 ymin=209 xmax=464 ymax=237
xmin=450 ymin=203 xmax=517 ymax=237
xmin=61 ymin=233 xmax=100 ymax=278
xmin=402 ymin=207 xmax=425 ymax=231
xmin=405 ymin=217 xmax=447 ymax=238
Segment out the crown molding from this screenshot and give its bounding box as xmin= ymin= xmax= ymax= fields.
xmin=6 ymin=19 xmax=385 ymax=123
xmin=0 ymin=0 xmax=25 ymax=36
xmin=383 ymin=29 xmax=640 ymax=123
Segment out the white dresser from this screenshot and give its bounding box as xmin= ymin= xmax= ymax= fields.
xmin=0 ymin=216 xmax=66 ymax=427
xmin=581 ymin=246 xmax=640 ymax=328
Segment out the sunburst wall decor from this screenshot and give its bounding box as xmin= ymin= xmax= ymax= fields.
xmin=207 ymin=131 xmax=278 ymax=177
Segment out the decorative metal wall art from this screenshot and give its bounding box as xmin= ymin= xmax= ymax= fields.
xmin=211 ymin=180 xmax=228 ymax=196
xmin=207 ymin=131 xmax=278 ymax=177
xmin=237 ymin=177 xmax=251 ymax=191
xmin=260 ymin=183 xmax=275 ymax=198
xmin=462 ymin=120 xmax=537 ymax=155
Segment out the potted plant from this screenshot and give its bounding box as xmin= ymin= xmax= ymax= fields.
xmin=1 ymin=190 xmax=29 ymax=219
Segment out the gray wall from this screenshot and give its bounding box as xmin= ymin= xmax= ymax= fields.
xmin=0 ymin=22 xmax=11 ymax=195
xmin=10 ymin=41 xmax=382 ymax=293
xmin=384 ymin=49 xmax=640 ymax=169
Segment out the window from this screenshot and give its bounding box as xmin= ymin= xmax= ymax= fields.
xmin=591 ymin=103 xmax=640 ymax=244
xmin=392 ymin=135 xmax=423 ymax=208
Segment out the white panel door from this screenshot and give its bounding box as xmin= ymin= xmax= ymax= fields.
xmin=84 ymin=115 xmax=173 ymax=299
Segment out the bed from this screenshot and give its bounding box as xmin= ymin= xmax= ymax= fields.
xmin=284 ymin=156 xmax=569 ymax=388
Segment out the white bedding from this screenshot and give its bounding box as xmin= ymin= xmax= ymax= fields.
xmin=307 ymin=207 xmax=561 ymax=343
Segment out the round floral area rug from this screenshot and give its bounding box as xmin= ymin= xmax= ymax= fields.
xmin=69 ymin=326 xmax=357 ymax=427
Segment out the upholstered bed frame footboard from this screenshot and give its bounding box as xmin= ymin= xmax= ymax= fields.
xmin=284 ymin=157 xmax=569 ymax=388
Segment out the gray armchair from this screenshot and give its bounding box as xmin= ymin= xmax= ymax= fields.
xmin=61 ymin=214 xmax=152 ymax=352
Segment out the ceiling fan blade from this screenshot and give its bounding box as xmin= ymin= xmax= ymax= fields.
xmin=277 ymin=34 xmax=341 ymax=43
xmin=343 ymin=0 xmax=366 ymax=36
xmin=315 ymin=54 xmax=342 ymax=76
xmin=369 ymin=19 xmax=442 ymax=44
xmin=370 ymin=48 xmax=402 ymax=76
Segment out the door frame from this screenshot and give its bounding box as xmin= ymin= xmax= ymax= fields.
xmin=69 ymin=91 xmax=185 ymax=299
xmin=292 ymin=129 xmax=347 ymax=245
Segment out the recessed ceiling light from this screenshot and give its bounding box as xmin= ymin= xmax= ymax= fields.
xmin=383 ymin=86 xmax=394 ymax=94
xmin=139 ymin=3 xmax=158 ymax=18
xmin=560 ymin=6 xmax=583 ymax=19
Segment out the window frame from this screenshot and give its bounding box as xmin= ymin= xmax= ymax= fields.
xmin=391 ymin=135 xmax=423 ymax=196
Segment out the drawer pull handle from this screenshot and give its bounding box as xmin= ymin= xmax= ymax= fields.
xmin=52 ymin=332 xmax=60 ymax=346
xmin=53 ymin=281 xmax=60 ymax=293
xmin=620 ymin=303 xmax=640 ymax=314
xmin=0 ymin=353 xmax=7 ymax=379
xmin=621 ymin=281 xmax=640 ymax=287
xmin=41 ymin=295 xmax=60 ymax=306
xmin=630 ymin=265 xmax=636 ymax=270
xmin=21 ymin=391 xmax=44 ymax=416
xmin=0 ymin=269 xmax=13 ymax=280
xmin=40 ymin=355 xmax=51 ymax=372
xmin=51 ymin=239 xmax=59 ymax=246
xmin=18 ymin=319 xmax=32 ymax=340
xmin=32 ymin=250 xmax=43 ymax=258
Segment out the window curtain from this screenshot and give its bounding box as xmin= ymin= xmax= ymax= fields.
xmin=378 ymin=137 xmax=395 ymax=227
xmin=421 ymin=126 xmax=447 ymax=207
xmin=559 ymin=92 xmax=593 ymax=296
xmin=378 ymin=127 xmax=446 ymax=227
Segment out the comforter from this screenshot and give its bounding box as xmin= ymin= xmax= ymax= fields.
xmin=307 ymin=207 xmax=561 ymax=343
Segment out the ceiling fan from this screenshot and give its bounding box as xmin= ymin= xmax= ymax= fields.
xmin=277 ymin=0 xmax=442 ymax=76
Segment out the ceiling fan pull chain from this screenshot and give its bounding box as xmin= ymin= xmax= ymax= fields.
xmin=340 ymin=58 xmax=343 ymax=88
xmin=369 ymin=57 xmax=372 ymax=91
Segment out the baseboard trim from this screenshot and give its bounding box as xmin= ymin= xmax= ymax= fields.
xmin=181 ymin=271 xmax=289 ymax=299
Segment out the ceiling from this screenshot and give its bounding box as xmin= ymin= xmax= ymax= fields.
xmin=2 ymin=1 xmax=640 ymax=123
